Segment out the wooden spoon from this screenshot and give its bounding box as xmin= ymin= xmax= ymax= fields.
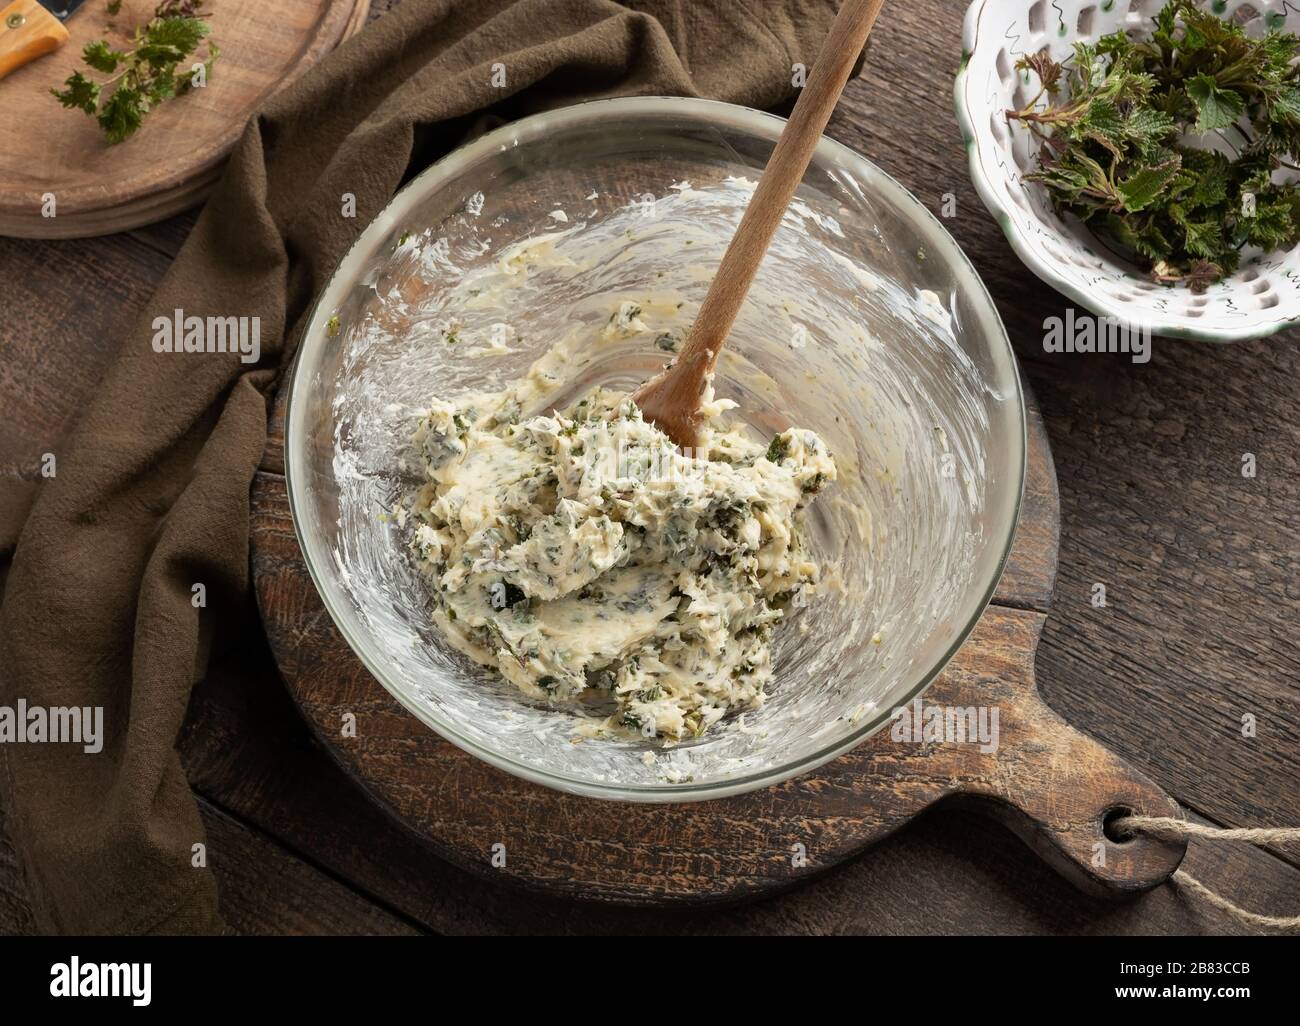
xmin=634 ymin=0 xmax=887 ymax=449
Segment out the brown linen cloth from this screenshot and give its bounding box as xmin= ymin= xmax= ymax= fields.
xmin=0 ymin=0 xmax=847 ymax=934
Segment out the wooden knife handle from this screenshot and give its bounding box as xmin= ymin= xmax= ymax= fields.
xmin=0 ymin=0 xmax=69 ymax=82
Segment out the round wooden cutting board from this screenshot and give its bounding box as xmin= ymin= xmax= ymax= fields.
xmin=0 ymin=0 xmax=369 ymax=238
xmin=250 ymin=388 xmax=1190 ymax=906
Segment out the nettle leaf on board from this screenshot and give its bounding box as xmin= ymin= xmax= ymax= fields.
xmin=50 ymin=2 xmax=219 ymax=144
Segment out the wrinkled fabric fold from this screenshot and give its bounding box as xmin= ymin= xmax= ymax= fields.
xmin=0 ymin=0 xmax=843 ymax=934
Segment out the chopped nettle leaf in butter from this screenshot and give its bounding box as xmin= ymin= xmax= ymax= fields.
xmin=407 ymin=363 xmax=836 ymax=741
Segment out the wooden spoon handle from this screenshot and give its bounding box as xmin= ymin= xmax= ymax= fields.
xmin=679 ymin=0 xmax=887 ymax=370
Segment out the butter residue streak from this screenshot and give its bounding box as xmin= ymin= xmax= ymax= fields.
xmin=407 ymin=332 xmax=837 ymax=741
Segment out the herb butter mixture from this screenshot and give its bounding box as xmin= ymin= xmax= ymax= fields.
xmin=408 ymin=374 xmax=836 ymax=740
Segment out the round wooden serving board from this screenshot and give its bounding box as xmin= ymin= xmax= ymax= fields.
xmin=0 ymin=0 xmax=368 ymax=238
xmin=251 ymin=387 xmax=1189 ymax=906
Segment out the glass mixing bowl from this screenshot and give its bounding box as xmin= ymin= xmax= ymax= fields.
xmin=285 ymin=96 xmax=1026 ymax=801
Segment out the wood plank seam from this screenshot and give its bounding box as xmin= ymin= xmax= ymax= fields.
xmin=191 ymin=784 xmax=435 ymax=934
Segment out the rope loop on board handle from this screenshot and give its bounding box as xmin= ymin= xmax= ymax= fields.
xmin=1113 ymin=816 xmax=1300 ymax=932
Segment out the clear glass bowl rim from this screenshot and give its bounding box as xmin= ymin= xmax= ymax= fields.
xmin=283 ymin=94 xmax=1029 ymax=803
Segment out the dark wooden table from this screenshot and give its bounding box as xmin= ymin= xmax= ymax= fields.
xmin=1 ymin=0 xmax=1297 ymax=935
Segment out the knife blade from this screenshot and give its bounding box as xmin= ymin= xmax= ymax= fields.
xmin=0 ymin=0 xmax=88 ymax=82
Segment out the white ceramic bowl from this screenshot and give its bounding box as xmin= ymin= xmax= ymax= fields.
xmin=955 ymin=0 xmax=1300 ymax=341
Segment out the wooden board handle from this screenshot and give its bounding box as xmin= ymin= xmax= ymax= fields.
xmin=0 ymin=0 xmax=69 ymax=82
xmin=927 ymin=610 xmax=1188 ymax=897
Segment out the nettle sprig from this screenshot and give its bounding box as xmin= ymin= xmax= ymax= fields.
xmin=53 ymin=1 xmax=220 ymax=144
xmin=1007 ymin=0 xmax=1300 ymax=290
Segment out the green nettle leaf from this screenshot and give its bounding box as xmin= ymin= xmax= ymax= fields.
xmin=1117 ymin=159 xmax=1182 ymax=213
xmin=51 ymin=71 xmax=101 ymax=115
xmin=1073 ymin=42 xmax=1107 ymax=90
xmin=1186 ymin=74 xmax=1246 ymax=133
xmin=146 ymin=16 xmax=209 ymax=55
xmin=1180 ymin=22 xmax=1208 ymax=54
xmin=1270 ymin=86 xmax=1300 ymax=123
xmin=1100 ymin=213 xmax=1155 ymax=259
xmin=1133 ymin=220 xmax=1174 ymax=261
xmin=1255 ymin=32 xmax=1296 ymax=75
xmin=82 ymin=40 xmax=126 ymax=73
xmin=1099 ymin=28 xmax=1137 ymax=62
xmin=1180 ymin=218 xmax=1225 ymax=259
xmin=1246 ymin=198 xmax=1300 ymax=249
xmin=1151 ymin=3 xmax=1179 ymax=50
xmin=1178 ymin=150 xmax=1230 ymax=208
xmin=1189 ymin=172 xmax=1228 ymax=210
xmin=1026 ymin=164 xmax=1089 ymax=200
xmin=1125 ymin=108 xmax=1176 ymax=150
xmin=52 ymin=5 xmax=217 ymax=144
xmin=1079 ymin=98 xmax=1123 ymax=144
xmin=97 ymin=86 xmax=149 ymax=144
xmin=148 ymin=68 xmax=178 ymax=103
xmin=134 ymin=43 xmax=187 ymax=68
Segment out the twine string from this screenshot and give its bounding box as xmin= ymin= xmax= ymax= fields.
xmin=1114 ymin=815 xmax=1300 ymax=932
